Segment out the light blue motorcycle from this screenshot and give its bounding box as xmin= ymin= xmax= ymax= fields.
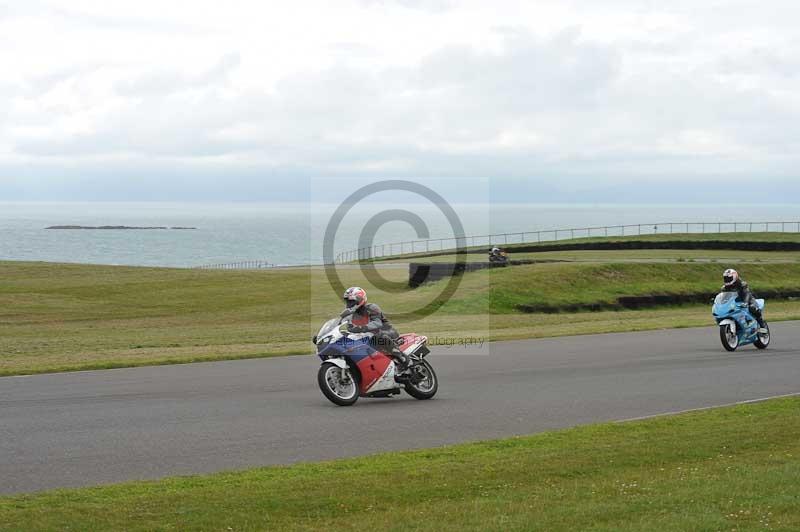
xmin=712 ymin=292 xmax=770 ymax=351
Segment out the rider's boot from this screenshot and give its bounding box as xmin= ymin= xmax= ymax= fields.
xmin=753 ymin=309 xmax=768 ymax=332
xmin=392 ymin=349 xmax=410 ymax=372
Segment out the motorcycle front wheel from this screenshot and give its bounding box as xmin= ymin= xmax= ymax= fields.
xmin=404 ymin=360 xmax=438 ymax=400
xmin=318 ymin=363 xmax=359 ymax=406
xmin=719 ymin=324 xmax=738 ymax=352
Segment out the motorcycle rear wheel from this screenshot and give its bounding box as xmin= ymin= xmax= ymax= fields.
xmin=719 ymin=324 xmax=738 ymax=352
xmin=318 ymin=363 xmax=359 ymax=406
xmin=754 ymin=322 xmax=770 ymax=350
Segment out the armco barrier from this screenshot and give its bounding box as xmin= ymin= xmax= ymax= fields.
xmin=408 ymin=260 xmax=536 ymax=288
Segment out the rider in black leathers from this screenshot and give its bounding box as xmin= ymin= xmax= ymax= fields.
xmin=721 ymin=269 xmax=766 ymax=328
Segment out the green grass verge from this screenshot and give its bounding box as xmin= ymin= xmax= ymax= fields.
xmin=2 ymin=396 xmax=798 ymax=531
xmin=444 ymin=262 xmax=800 ymax=314
xmin=3 ymin=260 xmax=800 ymax=376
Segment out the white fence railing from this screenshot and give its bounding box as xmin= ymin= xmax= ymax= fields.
xmin=335 ymin=221 xmax=800 ymax=263
xmin=196 ymin=260 xmax=276 ymax=270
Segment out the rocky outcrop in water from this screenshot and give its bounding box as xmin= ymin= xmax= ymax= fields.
xmin=45 ymin=226 xmax=197 ymax=230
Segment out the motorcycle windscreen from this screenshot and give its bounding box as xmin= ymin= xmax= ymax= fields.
xmin=316 ymin=318 xmax=340 ymax=340
xmin=714 ymin=292 xmax=737 ymax=305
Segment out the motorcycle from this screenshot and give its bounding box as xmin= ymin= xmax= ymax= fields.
xmin=312 ymin=310 xmax=438 ymax=406
xmin=712 ymin=292 xmax=770 ymax=351
xmin=488 ymin=250 xmax=508 ymax=265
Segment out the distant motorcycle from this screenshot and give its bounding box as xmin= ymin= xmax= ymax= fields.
xmin=312 ymin=310 xmax=438 ymax=406
xmin=488 ymin=248 xmax=508 ymax=265
xmin=712 ymin=292 xmax=770 ymax=351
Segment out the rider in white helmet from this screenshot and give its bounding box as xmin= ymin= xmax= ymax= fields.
xmin=722 ymin=269 xmax=765 ymax=328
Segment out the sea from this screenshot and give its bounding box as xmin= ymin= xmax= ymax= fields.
xmin=0 ymin=202 xmax=798 ymax=267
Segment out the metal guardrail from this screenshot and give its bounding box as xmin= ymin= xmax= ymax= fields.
xmin=335 ymin=221 xmax=800 ymax=263
xmin=196 ymin=260 xmax=276 ymax=270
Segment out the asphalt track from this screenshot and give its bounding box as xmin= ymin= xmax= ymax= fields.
xmin=2 ymin=322 xmax=799 ymax=495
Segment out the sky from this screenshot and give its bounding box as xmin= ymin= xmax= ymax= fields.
xmin=1 ymin=0 xmax=799 ymax=203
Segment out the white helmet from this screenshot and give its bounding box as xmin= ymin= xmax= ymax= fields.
xmin=723 ymin=269 xmax=739 ymax=288
xmin=343 ymin=286 xmax=367 ymax=310
xmin=491 ymin=247 xmax=500 ymax=254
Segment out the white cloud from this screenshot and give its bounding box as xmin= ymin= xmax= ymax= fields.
xmin=1 ymin=0 xmax=799 ymax=199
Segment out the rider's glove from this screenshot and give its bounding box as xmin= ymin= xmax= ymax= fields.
xmin=348 ymin=324 xmax=365 ymax=333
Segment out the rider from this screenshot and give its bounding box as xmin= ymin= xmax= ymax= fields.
xmin=721 ymin=269 xmax=766 ymax=329
xmin=342 ymin=286 xmax=409 ymax=369
xmin=489 ymin=247 xmax=506 ymax=262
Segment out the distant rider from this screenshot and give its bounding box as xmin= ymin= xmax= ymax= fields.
xmin=721 ymin=269 xmax=766 ymax=329
xmin=342 ymin=286 xmax=409 ymax=368
xmin=489 ymin=247 xmax=507 ymax=263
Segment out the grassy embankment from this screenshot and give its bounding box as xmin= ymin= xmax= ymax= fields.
xmin=370 ymin=231 xmax=800 ymax=263
xmin=1 ymin=396 xmax=798 ymax=531
xmin=390 ymin=248 xmax=800 ymax=263
xmin=2 ymin=258 xmax=800 ymax=376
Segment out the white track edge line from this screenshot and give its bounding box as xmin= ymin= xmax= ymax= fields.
xmin=615 ymin=391 xmax=800 ymax=423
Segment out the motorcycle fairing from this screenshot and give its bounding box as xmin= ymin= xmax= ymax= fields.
xmin=397 ymin=333 xmax=427 ymax=355
xmin=712 ymin=292 xmax=763 ymax=347
xmin=318 ymin=335 xmax=372 ymax=362
xmin=318 ymin=334 xmax=399 ymax=394
xmin=356 ymin=353 xmax=396 ymax=393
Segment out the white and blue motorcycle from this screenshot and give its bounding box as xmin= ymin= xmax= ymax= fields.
xmin=712 ymin=292 xmax=770 ymax=352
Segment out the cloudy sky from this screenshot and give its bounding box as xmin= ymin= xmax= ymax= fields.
xmin=1 ymin=0 xmax=799 ymax=202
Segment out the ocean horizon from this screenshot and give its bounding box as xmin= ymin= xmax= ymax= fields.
xmin=1 ymin=201 xmax=798 ymax=267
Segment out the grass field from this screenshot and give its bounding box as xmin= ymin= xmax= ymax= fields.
xmin=1 ymin=396 xmax=798 ymax=531
xmin=3 ymin=260 xmax=800 ymax=375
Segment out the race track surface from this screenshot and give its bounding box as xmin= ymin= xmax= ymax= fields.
xmin=2 ymin=322 xmax=799 ymax=494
